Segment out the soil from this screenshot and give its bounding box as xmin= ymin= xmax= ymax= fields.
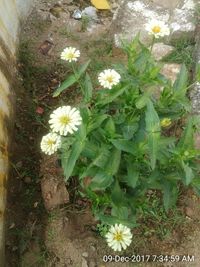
xmin=5 ymin=0 xmax=200 ymax=267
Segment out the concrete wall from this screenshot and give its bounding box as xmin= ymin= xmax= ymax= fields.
xmin=0 ymin=0 xmax=33 ymax=265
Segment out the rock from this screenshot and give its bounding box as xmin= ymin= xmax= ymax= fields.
xmin=72 ymin=9 xmax=82 ymax=19
xmin=112 ymin=0 xmax=197 ymax=47
xmin=50 ymin=4 xmax=65 ymax=18
xmin=67 ymin=19 xmax=82 ymax=32
xmin=185 ymin=206 xmax=194 ymax=218
xmin=90 ymin=245 xmax=96 ymax=252
xmin=82 ymin=257 xmax=89 ymax=267
xmin=40 ymin=155 xmax=69 ymax=210
xmin=152 ymin=42 xmax=174 ymax=61
xmin=82 ymin=252 xmax=89 ymax=258
xmin=160 ymin=63 xmax=181 ymax=84
xmin=82 ymin=7 xmax=99 ymax=21
xmin=39 ymin=40 xmax=54 ymax=55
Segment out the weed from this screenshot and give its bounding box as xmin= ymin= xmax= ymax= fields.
xmin=59 ymin=27 xmax=74 ymax=38
xmin=81 ymin=16 xmax=90 ymax=32
xmin=163 ymin=38 xmax=195 ymax=68
xmin=47 ymin=228 xmax=56 ymax=241
xmin=138 ymin=192 xmax=185 ymax=240
xmin=96 ymin=223 xmax=109 ymax=237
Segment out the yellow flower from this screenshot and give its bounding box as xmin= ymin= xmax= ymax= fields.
xmin=161 ymin=118 xmax=172 ymax=128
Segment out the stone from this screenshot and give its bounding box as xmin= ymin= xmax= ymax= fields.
xmin=160 ymin=63 xmax=181 ymax=84
xmin=112 ymin=0 xmax=197 ymax=47
xmin=152 ymin=42 xmax=174 ymax=61
xmin=67 ymin=19 xmax=82 ymax=32
xmin=82 ymin=257 xmax=89 ymax=267
xmin=82 ymin=7 xmax=99 ymax=21
xmin=82 ymin=252 xmax=89 ymax=258
xmin=185 ymin=206 xmax=194 ymax=218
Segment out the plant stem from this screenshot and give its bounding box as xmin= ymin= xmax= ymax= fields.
xmin=71 ymin=62 xmax=85 ymax=96
xmin=150 ymin=36 xmax=155 ymax=53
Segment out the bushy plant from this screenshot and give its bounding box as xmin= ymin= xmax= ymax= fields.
xmin=44 ymin=37 xmax=200 ymax=228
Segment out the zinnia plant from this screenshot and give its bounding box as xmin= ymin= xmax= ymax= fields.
xmin=41 ymin=38 xmax=200 ymax=249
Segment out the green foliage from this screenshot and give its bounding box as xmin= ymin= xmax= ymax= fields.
xmin=96 ymin=223 xmax=109 ymax=237
xmin=54 ymin=38 xmax=200 ymax=227
xmin=163 ymin=38 xmax=195 ymax=68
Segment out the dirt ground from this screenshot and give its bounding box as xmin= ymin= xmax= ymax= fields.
xmin=5 ymin=0 xmax=200 ymax=266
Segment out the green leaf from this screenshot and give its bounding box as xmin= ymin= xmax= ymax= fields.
xmin=53 ymin=74 xmax=77 ymax=97
xmin=88 ymin=114 xmax=108 ymax=133
xmin=111 ymin=181 xmax=126 ymax=206
xmin=145 ymin=100 xmax=161 ymax=169
xmin=110 ymin=139 xmax=135 ymax=155
xmin=53 ymin=60 xmax=90 ymax=97
xmin=173 ymin=64 xmax=188 ymax=96
xmin=162 ymin=182 xmax=178 ymax=211
xmin=83 ymin=73 xmax=93 ymax=103
xmin=96 ymin=213 xmax=137 ymax=228
xmin=195 ymin=63 xmax=200 ymax=81
xmin=104 ymin=117 xmax=115 ymax=137
xmin=92 ymin=147 xmax=111 ymax=168
xmin=79 ymin=107 xmax=91 ymax=124
xmin=122 ymin=123 xmax=138 ymax=140
xmin=181 ymin=161 xmax=194 ymax=185
xmin=126 ymin=162 xmax=139 ymax=188
xmin=63 ymin=139 xmax=86 ymax=181
xmin=148 ymin=132 xmax=160 ymax=170
xmin=135 ymin=94 xmax=150 ymax=109
xmin=145 ymin=100 xmax=160 ymax=133
xmin=89 ymin=171 xmax=113 ymax=190
xmin=111 ymin=206 xmax=129 ymax=220
xmin=178 ymin=118 xmax=194 ymax=150
xmin=82 ymin=141 xmax=98 ymax=159
xmin=98 ymin=84 xmax=129 ymax=105
xmin=105 ymin=148 xmax=121 ymax=176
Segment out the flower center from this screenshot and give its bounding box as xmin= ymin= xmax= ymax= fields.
xmin=67 ymin=52 xmax=75 ymax=59
xmin=152 ymin=26 xmax=161 ymax=33
xmin=59 ymin=115 xmax=71 ymax=125
xmin=114 ymin=231 xmax=123 ymax=241
xmin=106 ymin=76 xmax=114 ymax=84
xmin=47 ymin=139 xmax=55 ymax=146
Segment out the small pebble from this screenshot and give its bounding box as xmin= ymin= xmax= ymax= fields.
xmin=82 ymin=252 xmax=89 ymax=258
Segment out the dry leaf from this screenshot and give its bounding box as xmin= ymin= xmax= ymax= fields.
xmin=91 ymin=0 xmax=110 ymax=10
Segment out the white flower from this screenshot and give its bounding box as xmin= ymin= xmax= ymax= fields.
xmin=40 ymin=133 xmax=61 ymax=155
xmin=98 ymin=69 xmax=121 ymax=89
xmin=61 ymin=47 xmax=80 ymax=62
xmin=49 ymin=106 xmax=82 ymax=136
xmin=105 ymin=224 xmax=132 ymax=251
xmin=145 ymin=19 xmax=170 ymax=38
